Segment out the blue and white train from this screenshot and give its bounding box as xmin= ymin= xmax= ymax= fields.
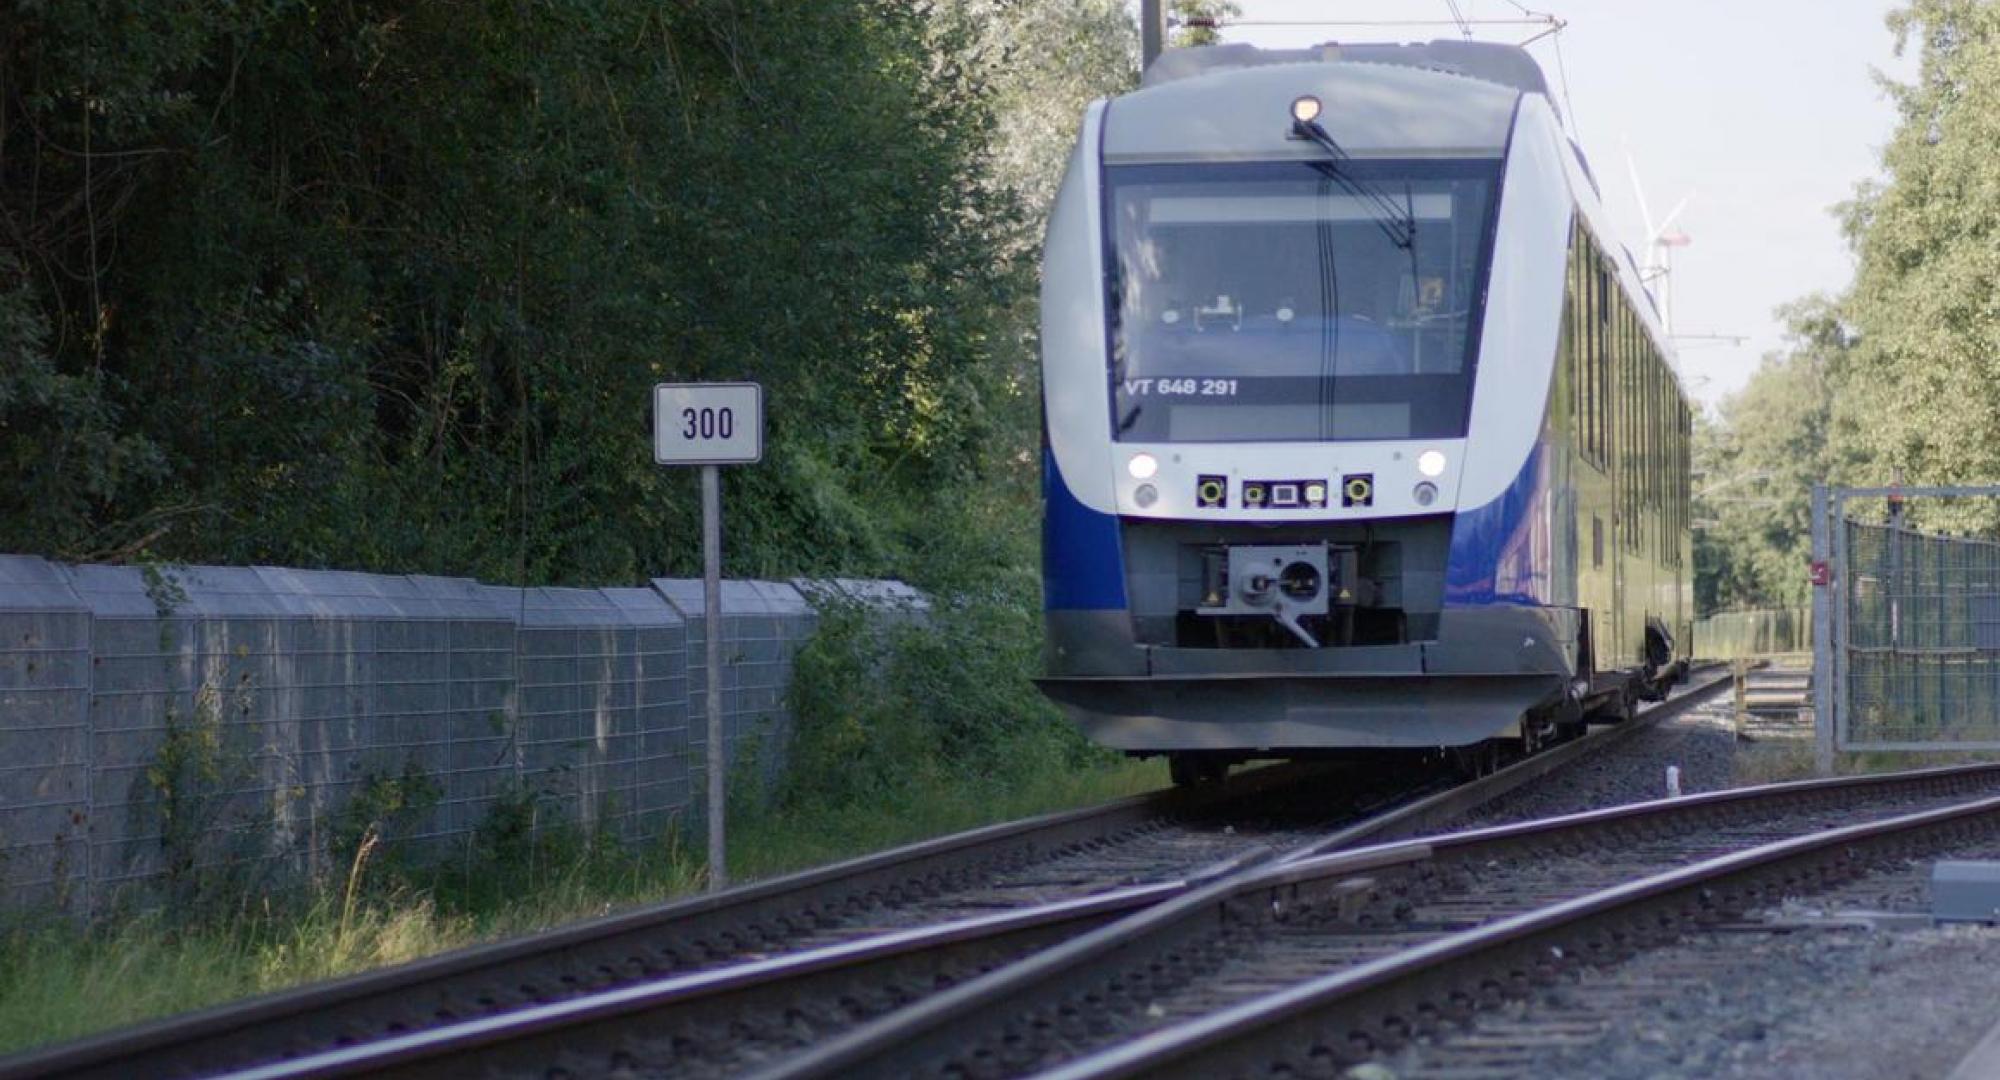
xmin=1036 ymin=41 xmax=1693 ymax=784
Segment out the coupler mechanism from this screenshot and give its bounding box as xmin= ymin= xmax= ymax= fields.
xmin=1197 ymin=544 xmax=1335 ymax=647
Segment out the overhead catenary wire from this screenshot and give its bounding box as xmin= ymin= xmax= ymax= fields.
xmin=1493 ymin=0 xmax=1580 ymax=130
xmin=1442 ymin=0 xmax=1475 ymax=39
xmin=1549 ymin=29 xmax=1579 ymax=132
xmin=1219 ymin=18 xmax=1560 ymax=28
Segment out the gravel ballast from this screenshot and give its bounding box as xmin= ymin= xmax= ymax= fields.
xmin=1354 ymin=686 xmax=2000 ymax=1080
xmin=1460 ymin=691 xmax=1746 ymax=828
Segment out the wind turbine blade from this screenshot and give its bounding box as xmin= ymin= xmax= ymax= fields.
xmin=1656 ymin=192 xmax=1695 ymax=237
xmin=1622 ymin=138 xmax=1656 ymax=241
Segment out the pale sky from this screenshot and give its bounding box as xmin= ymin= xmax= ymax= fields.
xmin=1133 ymin=0 xmax=1916 ymax=407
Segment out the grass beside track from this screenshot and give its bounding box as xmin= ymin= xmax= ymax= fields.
xmin=0 ymin=757 xmax=1164 ymax=1055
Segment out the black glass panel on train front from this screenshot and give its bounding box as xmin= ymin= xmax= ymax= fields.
xmin=1104 ymin=159 xmax=1502 ymax=444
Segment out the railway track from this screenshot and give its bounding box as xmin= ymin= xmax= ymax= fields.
xmin=761 ymin=757 xmax=2000 ymax=1080
xmin=0 ymin=755 xmax=1424 ymax=1080
xmin=63 ymin=671 xmax=1727 ymax=1080
xmin=1393 ymin=808 xmax=2000 ymax=1080
xmin=1030 ymin=777 xmax=2000 ymax=1080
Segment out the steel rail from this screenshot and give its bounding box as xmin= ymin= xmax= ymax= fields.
xmin=1041 ymin=789 xmax=2000 ymax=1079
xmin=1290 ymin=664 xmax=1732 ymax=857
xmin=135 ymin=677 xmax=1714 ymax=1080
xmin=761 ymin=755 xmax=2000 ymax=1080
xmin=0 ymin=768 xmax=1313 ymax=1080
xmin=206 ymin=850 xmax=1274 ymax=1080
xmin=218 ymin=672 xmax=1731 ymax=1080
xmin=3 ymin=671 xmax=1728 ymax=1080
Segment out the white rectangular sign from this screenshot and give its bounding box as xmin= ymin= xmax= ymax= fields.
xmin=653 ymin=382 xmax=763 ymax=465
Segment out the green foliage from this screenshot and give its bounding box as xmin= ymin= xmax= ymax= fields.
xmin=0 ymin=254 xmax=165 ymax=559
xmin=1170 ymin=0 xmax=1241 ymax=47
xmin=1 ymin=0 xmax=1035 ymax=584
xmin=1694 ymin=298 xmax=1855 ymax=610
xmin=330 ymin=761 xmax=441 ymax=871
xmin=470 ymin=781 xmax=549 ymax=878
xmin=1838 ymin=0 xmax=2000 ymax=521
xmin=0 ymin=746 xmax=1159 ymax=1054
xmin=945 ymin=0 xmax=1137 ymax=229
xmin=783 ymin=593 xmax=1109 ymax=812
xmin=142 ymin=684 xmax=258 ymax=909
xmin=1699 ymin=1 xmax=2000 ymax=604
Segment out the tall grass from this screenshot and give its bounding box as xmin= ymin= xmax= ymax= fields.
xmin=0 ymin=593 xmax=1163 ymax=1054
xmin=0 ymin=757 xmax=1156 ymax=1054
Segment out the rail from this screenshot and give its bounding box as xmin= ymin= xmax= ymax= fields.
xmin=167 ymin=672 xmax=1731 ymax=1079
xmin=766 ymin=753 xmax=2000 ymax=1079
xmin=1043 ymin=784 xmax=2000 ymax=1078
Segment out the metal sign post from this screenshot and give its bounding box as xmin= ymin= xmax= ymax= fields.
xmin=1141 ymin=0 xmax=1167 ymax=69
xmin=654 ymin=382 xmax=763 ymax=890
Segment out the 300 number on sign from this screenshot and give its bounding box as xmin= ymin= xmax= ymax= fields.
xmin=681 ymin=407 xmax=735 ymax=441
xmin=654 ymin=382 xmax=762 ymax=465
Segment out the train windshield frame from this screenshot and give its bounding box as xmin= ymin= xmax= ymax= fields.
xmin=1103 ymin=158 xmax=1503 ymax=444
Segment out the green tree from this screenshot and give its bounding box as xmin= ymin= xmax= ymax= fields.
xmin=1694 ymin=298 xmax=1853 ymax=610
xmin=1171 ymin=0 xmax=1241 ymax=47
xmin=0 ymin=1 xmax=1030 ymax=588
xmin=945 ymin=0 xmax=1136 ymax=230
xmin=1837 ymin=0 xmax=2000 ymax=529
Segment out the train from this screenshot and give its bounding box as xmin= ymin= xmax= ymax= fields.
xmin=1036 ymin=40 xmax=1693 ymax=784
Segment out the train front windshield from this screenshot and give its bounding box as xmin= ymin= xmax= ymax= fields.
xmin=1106 ymin=160 xmax=1500 ymax=444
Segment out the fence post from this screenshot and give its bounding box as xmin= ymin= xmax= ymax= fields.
xmin=1732 ymin=658 xmax=1748 ymax=740
xmin=1812 ymin=484 xmax=1836 ymax=775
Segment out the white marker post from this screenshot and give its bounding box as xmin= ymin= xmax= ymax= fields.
xmin=654 ymin=382 xmax=764 ymax=890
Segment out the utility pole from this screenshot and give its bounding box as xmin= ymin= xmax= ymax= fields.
xmin=1142 ymin=0 xmax=1167 ymax=71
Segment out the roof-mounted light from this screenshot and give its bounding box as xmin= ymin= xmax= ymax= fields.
xmin=1290 ymin=95 xmax=1322 ymax=124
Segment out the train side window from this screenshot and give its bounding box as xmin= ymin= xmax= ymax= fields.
xmin=1629 ymin=312 xmax=1640 ymax=551
xmin=1580 ymin=232 xmax=1593 ymax=464
xmin=1604 ymin=259 xmax=1615 ymax=467
xmin=1635 ymin=329 xmax=1646 ymax=534
xmin=1623 ymin=304 xmax=1638 ymax=552
xmin=1680 ymin=396 xmax=1692 ymax=563
xmin=1612 ymin=291 xmax=1625 ymax=546
xmin=1648 ymin=353 xmax=1660 ymax=510
xmin=1674 ymin=392 xmax=1683 ymax=562
xmin=1582 ymin=232 xmax=1599 ymax=465
xmin=1566 ymin=225 xmax=1584 ymax=455
xmin=1669 ymin=393 xmax=1682 ymax=566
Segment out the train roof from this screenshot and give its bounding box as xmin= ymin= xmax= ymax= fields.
xmin=1141 ymin=40 xmax=1560 ymax=123
xmin=1107 ymin=54 xmax=1522 ymax=161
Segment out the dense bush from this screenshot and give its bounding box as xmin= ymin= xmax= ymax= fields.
xmin=783 ymin=592 xmax=1102 ymax=810
xmin=0 ymin=0 xmax=1034 ymax=584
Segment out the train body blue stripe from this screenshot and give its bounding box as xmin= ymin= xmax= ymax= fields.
xmin=1042 ymin=448 xmax=1128 ymax=611
xmin=1445 ymin=440 xmax=1554 ymax=607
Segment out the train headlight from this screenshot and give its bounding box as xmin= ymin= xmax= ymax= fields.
xmin=1417 ymin=450 xmax=1448 ymax=478
xmin=1128 ymin=453 xmax=1159 ymax=480
xmin=1414 ymin=481 xmax=1439 ymax=507
xmin=1290 ymin=95 xmax=1322 ymax=123
xmin=1341 ymin=474 xmax=1373 ymax=507
xmin=1134 ymin=483 xmax=1159 ymax=508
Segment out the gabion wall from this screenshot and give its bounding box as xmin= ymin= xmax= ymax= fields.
xmin=0 ymin=556 xmax=909 ymax=913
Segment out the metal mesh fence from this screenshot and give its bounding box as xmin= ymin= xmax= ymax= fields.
xmin=1694 ymin=608 xmax=1810 ymax=659
xmin=1842 ymin=519 xmax=2000 ymax=745
xmin=0 ymin=556 xmax=917 ymax=913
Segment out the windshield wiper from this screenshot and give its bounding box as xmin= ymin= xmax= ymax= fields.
xmin=1117 ymin=401 xmax=1143 ymax=433
xmin=1292 ymin=118 xmax=1418 ymax=250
